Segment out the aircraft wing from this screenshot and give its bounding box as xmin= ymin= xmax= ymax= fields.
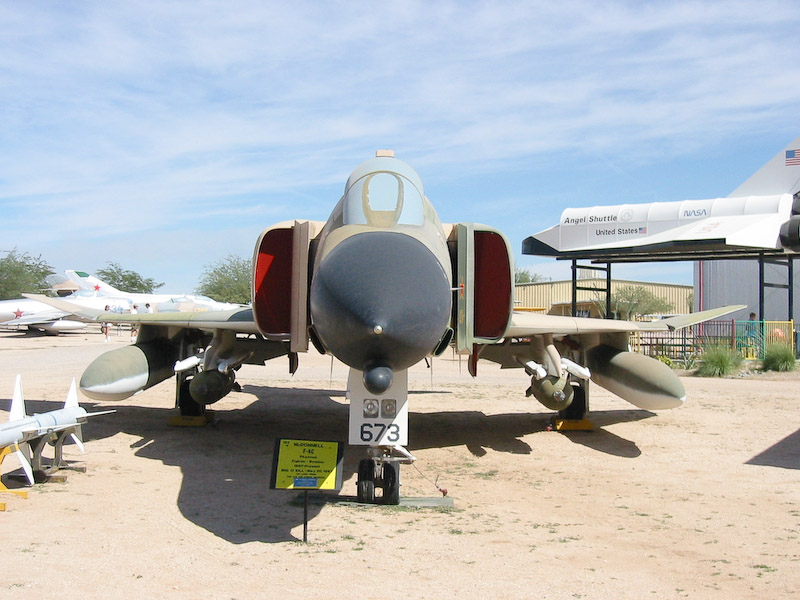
xmin=505 ymin=304 xmax=745 ymax=338
xmin=24 ymin=294 xmax=262 ymax=334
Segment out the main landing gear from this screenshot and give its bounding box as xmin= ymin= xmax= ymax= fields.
xmin=168 ymin=373 xmax=212 ymax=426
xmin=552 ymin=381 xmax=593 ymax=431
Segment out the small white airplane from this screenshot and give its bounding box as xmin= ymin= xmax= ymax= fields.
xmin=0 ymin=376 xmax=113 ymax=485
xmin=0 ymin=271 xmax=244 ymax=334
xmin=0 ymin=289 xmax=130 ymax=334
xmin=64 ymin=270 xmax=245 ymax=313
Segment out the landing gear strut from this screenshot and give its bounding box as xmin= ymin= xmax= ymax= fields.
xmin=168 ymin=372 xmax=212 ymax=426
xmin=177 ymin=376 xmax=205 ymax=417
xmin=553 ymin=381 xmax=593 ymax=431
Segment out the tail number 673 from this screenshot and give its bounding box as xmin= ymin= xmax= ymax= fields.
xmin=360 ymin=423 xmax=401 ymax=443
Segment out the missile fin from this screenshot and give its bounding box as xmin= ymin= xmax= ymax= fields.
xmin=10 ymin=374 xmax=26 ymax=421
xmin=85 ymin=410 xmax=116 ymax=418
xmin=64 ymin=378 xmax=79 ymax=409
xmin=70 ymin=426 xmax=85 ymax=453
xmin=14 ymin=442 xmax=34 ymax=485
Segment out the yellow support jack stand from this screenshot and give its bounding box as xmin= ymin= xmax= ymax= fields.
xmin=168 ymin=411 xmax=214 ymax=427
xmin=0 ymin=446 xmax=30 ymax=500
xmin=554 ymin=418 xmax=594 ymax=432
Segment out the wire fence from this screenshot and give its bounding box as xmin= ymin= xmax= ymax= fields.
xmin=631 ymin=320 xmax=795 ymax=364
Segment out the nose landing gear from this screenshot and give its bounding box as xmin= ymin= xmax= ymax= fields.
xmin=356 ymin=447 xmax=412 ymax=505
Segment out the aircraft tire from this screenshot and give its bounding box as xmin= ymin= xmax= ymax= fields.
xmin=357 ymin=480 xmax=375 ymax=503
xmin=357 ymin=458 xmax=376 ymax=503
xmin=178 ymin=378 xmax=205 ymax=417
xmin=382 ymin=462 xmax=400 ymax=505
xmin=560 ymin=382 xmax=587 ymax=421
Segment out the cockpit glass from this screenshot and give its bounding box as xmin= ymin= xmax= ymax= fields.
xmin=343 ymin=172 xmax=424 ymax=227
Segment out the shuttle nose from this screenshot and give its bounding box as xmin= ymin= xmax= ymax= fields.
xmin=309 ymin=231 xmax=452 ymax=379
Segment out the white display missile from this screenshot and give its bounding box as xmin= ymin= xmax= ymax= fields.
xmin=1 ymin=375 xmax=114 ymax=485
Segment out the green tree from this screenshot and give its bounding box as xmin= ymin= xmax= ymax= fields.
xmin=597 ymin=285 xmax=674 ymax=320
xmin=197 ymin=255 xmax=251 ymax=304
xmin=96 ymin=262 xmax=164 ymax=293
xmin=0 ymin=248 xmax=54 ymax=299
xmin=514 ymin=267 xmax=548 ymax=284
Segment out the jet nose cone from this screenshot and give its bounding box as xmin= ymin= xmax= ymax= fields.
xmin=309 ymin=231 xmax=452 ymax=373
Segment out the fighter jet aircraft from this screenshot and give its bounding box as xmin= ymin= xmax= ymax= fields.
xmin=30 ymin=151 xmax=740 ymax=504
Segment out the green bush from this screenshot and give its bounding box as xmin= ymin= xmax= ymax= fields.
xmin=696 ymin=345 xmax=743 ymax=377
xmin=762 ymin=343 xmax=797 ymax=372
xmin=679 ymin=352 xmax=699 ymax=370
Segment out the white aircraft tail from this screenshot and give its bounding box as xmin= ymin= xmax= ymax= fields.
xmin=65 ymin=270 xmax=125 ymax=296
xmin=730 ymin=134 xmax=800 ymax=197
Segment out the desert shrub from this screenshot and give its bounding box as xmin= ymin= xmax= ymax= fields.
xmin=679 ymin=352 xmax=699 ymax=370
xmin=762 ymin=343 xmax=797 ymax=372
xmin=656 ymin=355 xmax=672 ymax=367
xmin=696 ymin=345 xmax=743 ymax=377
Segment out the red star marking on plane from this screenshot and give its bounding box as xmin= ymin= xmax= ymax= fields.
xmin=13 ymin=308 xmax=24 ymax=319
xmin=94 ymin=284 xmax=101 ymax=291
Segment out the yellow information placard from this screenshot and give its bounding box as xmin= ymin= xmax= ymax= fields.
xmin=270 ymin=439 xmax=343 ymax=491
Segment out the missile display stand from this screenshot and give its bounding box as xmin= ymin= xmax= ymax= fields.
xmin=0 ymin=446 xmax=29 ymax=501
xmin=28 ymin=429 xmax=87 ymax=482
xmin=0 ymin=428 xmax=85 ymax=498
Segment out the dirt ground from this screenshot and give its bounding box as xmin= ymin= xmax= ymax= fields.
xmin=0 ymin=327 xmax=798 ymax=599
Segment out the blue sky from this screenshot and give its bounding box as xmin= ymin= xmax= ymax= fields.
xmin=2 ymin=1 xmax=799 ymax=293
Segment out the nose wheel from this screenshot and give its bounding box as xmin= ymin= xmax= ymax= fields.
xmin=356 ymin=457 xmax=401 ymax=505
xmin=381 ymin=461 xmax=400 ymax=505
xmin=357 ymin=458 xmax=376 ymax=503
